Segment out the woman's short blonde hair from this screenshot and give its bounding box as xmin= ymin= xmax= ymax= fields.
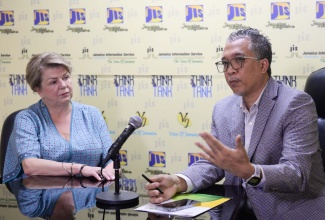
xmin=26 ymin=52 xmax=72 ymax=92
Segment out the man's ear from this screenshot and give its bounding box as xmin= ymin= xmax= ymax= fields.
xmin=260 ymin=58 xmax=269 ymax=74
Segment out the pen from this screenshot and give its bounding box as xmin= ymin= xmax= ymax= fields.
xmin=142 ymin=174 xmax=164 ymax=194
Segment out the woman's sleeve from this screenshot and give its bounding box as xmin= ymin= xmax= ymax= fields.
xmin=3 ymin=111 xmax=41 ymax=182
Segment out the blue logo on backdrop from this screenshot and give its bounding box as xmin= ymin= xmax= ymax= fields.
xmin=120 ymin=178 xmax=137 ymax=192
xmin=9 ymin=74 xmax=28 ymax=95
xmin=188 ymin=153 xmax=203 ymax=166
xmin=191 ymin=75 xmax=212 ymax=98
xmin=186 ymin=5 xmax=203 ymax=22
xmin=70 ymin=8 xmax=86 ymax=24
xmin=34 ymin=10 xmax=49 ymax=25
xmin=149 ymin=151 xmax=166 ymax=167
xmin=152 ymin=75 xmax=172 ymax=97
xmin=316 ymin=1 xmax=325 ymax=19
xmin=227 ymin=4 xmax=246 ymax=21
xmin=107 ymin=7 xmax=123 ymax=23
xmin=274 ymin=75 xmax=297 ymax=88
xmin=119 ymin=150 xmax=127 ymax=166
xmin=0 ymin=11 xmax=14 ymax=26
xmin=78 ymin=75 xmax=97 ymax=96
xmin=271 ymin=2 xmax=290 ymax=20
xmin=114 ymin=75 xmax=135 ymax=97
xmin=146 ymin=6 xmax=163 ymax=23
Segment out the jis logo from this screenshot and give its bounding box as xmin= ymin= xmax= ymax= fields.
xmin=316 ymin=1 xmax=325 ymax=19
xmin=34 ymin=10 xmax=49 ymax=25
xmin=186 ymin=5 xmax=203 ymax=22
xmin=146 ymin=6 xmax=163 ymax=23
xmin=191 ymin=75 xmax=212 ymax=98
xmin=289 ymin=44 xmax=298 ymax=53
xmin=70 ymin=8 xmax=86 ymax=24
xmin=271 ymin=2 xmax=290 ymax=20
xmin=107 ymin=7 xmax=123 ymax=23
xmin=286 ymin=44 xmax=302 ymax=58
xmin=0 ymin=11 xmax=14 ymax=26
xmin=152 ymin=75 xmax=172 ymax=97
xmin=188 ymin=153 xmax=203 ymax=166
xmin=78 ymin=75 xmax=97 ymax=96
xmin=227 ymin=4 xmax=246 ymax=21
xmin=9 ymin=74 xmax=28 ymax=95
xmin=149 ymin=151 xmax=166 ymax=167
xmin=114 ymin=75 xmax=134 ymax=97
xmin=119 ymin=150 xmax=127 ymax=166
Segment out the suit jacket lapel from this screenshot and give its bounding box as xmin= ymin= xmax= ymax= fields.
xmin=231 ymin=96 xmax=245 ymax=149
xmin=247 ymin=77 xmax=278 ymax=159
xmin=228 ymin=96 xmax=245 ymax=186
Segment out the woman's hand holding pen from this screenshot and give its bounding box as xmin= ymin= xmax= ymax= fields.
xmin=144 ymin=174 xmax=187 ymax=204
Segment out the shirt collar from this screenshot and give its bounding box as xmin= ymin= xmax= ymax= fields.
xmin=240 ymin=82 xmax=268 ymax=112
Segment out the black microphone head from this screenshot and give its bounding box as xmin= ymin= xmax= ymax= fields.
xmin=129 ymin=115 xmax=142 ymax=129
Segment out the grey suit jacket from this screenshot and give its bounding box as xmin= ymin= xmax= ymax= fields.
xmin=181 ymin=77 xmax=325 ymax=219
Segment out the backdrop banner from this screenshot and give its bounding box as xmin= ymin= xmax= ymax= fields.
xmin=0 ymin=0 xmax=324 ymax=181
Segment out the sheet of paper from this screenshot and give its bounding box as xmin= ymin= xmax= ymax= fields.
xmin=135 ymin=193 xmax=231 ymax=218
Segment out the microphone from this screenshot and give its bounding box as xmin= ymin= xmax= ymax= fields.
xmin=102 ymin=115 xmax=142 ymax=167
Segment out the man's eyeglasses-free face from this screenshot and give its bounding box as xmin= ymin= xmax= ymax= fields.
xmin=215 ymin=56 xmax=260 ymax=73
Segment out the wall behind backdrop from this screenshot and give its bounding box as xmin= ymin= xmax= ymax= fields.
xmin=1 ymin=0 xmax=325 ymax=181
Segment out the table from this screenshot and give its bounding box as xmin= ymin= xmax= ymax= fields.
xmin=0 ymin=176 xmax=246 ymax=220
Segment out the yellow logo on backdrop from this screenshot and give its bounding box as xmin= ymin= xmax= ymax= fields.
xmin=186 ymin=5 xmax=203 ymax=22
xmin=177 ymin=112 xmax=192 ymax=128
xmin=316 ymin=1 xmax=325 ymax=19
xmin=149 ymin=151 xmax=166 ymax=167
xmin=107 ymin=7 xmax=123 ymax=23
xmin=227 ymin=4 xmax=246 ymax=21
xmin=271 ymin=2 xmax=290 ymax=20
xmin=188 ymin=153 xmax=203 ymax=166
xmin=34 ymin=10 xmax=49 ymax=25
xmin=0 ymin=11 xmax=14 ymax=26
xmin=102 ymin=111 xmax=108 ymax=125
xmin=119 ymin=150 xmax=127 ymax=166
xmin=136 ymin=111 xmax=149 ymax=127
xmin=70 ymin=8 xmax=86 ymax=24
xmin=146 ymin=6 xmax=163 ymax=23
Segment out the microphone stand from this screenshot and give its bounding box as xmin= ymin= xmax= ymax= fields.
xmin=96 ymin=154 xmax=139 ymax=220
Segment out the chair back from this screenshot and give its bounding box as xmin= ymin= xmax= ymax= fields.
xmin=0 ymin=109 xmax=23 ymax=184
xmin=305 ymin=67 xmax=325 ymax=172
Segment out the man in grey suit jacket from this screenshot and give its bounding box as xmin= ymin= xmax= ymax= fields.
xmin=145 ymin=28 xmax=325 ymax=219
